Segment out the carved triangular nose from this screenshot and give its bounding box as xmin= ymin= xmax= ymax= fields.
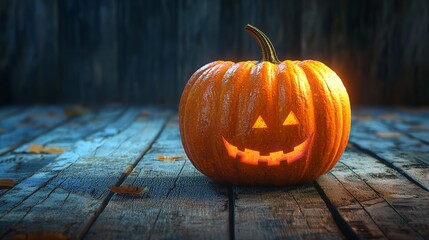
xmin=252 ymin=115 xmax=268 ymax=128
xmin=283 ymin=111 xmax=299 ymax=126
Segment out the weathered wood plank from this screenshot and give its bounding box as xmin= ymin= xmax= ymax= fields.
xmin=176 ymin=0 xmax=221 ymax=98
xmin=57 ymin=0 xmax=118 ymax=104
xmin=150 ymin=161 xmax=229 ymax=240
xmin=353 ymin=107 xmax=429 ymax=145
xmin=384 ymin=108 xmax=429 ymax=145
xmin=0 ymin=106 xmax=69 ymax=155
xmin=0 ymin=107 xmax=125 ymax=196
xmin=86 ymin=117 xmax=229 ymax=240
xmin=0 ymin=106 xmax=25 ymax=120
xmin=234 ymin=184 xmax=344 ymax=239
xmin=326 ymin=147 xmax=429 ymax=238
xmin=119 ymin=0 xmax=178 ymax=105
xmin=13 ymin=107 xmax=124 ymax=152
xmin=316 ymin=172 xmax=386 ymax=239
xmin=0 ymin=108 xmax=141 ymax=216
xmin=350 ymin=109 xmax=429 ymax=191
xmin=0 ymin=109 xmax=169 ymax=238
xmin=0 ymin=0 xmax=60 ymax=103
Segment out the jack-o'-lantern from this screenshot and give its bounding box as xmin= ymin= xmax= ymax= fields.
xmin=179 ymin=24 xmax=351 ymax=185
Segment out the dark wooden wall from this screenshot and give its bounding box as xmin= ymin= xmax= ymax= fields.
xmin=1 ymin=0 xmax=428 ymax=107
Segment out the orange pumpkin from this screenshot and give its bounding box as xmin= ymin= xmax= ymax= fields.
xmin=179 ymin=24 xmax=351 ymax=185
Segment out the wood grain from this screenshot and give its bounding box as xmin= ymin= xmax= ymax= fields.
xmin=0 ymin=109 xmax=168 ymax=238
xmin=0 ymin=108 xmax=142 ymax=214
xmin=2 ymin=1 xmax=429 ymax=106
xmin=86 ymin=117 xmax=229 ymax=240
xmin=350 ymin=108 xmax=429 ymax=191
xmin=57 ymin=0 xmax=118 ymax=104
xmin=0 ymin=106 xmax=69 ymax=155
xmin=234 ymin=183 xmax=344 ymax=239
xmin=0 ymin=106 xmax=429 ymax=238
xmin=0 ymin=107 xmax=125 ymax=196
xmin=335 ymin=147 xmax=429 ymax=238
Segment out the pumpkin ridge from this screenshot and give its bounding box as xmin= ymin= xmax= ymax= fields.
xmin=305 ymin=61 xmax=346 ymax=175
xmin=285 ymin=61 xmax=315 ymax=182
xmin=210 ymin=62 xmax=245 ymax=180
xmin=299 ymin=61 xmax=344 ymax=179
xmin=180 ymin=64 xmax=216 ymax=160
xmin=211 ymin=62 xmax=236 ymax=173
xmin=313 ymin=62 xmax=350 ymax=173
xmin=295 ymin=62 xmax=332 ymax=181
xmin=182 ymin=63 xmax=228 ymax=176
xmin=179 ymin=61 xmax=221 ymax=141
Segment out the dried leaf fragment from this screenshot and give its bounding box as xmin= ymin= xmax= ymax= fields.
xmin=109 ymin=184 xmax=148 ymax=195
xmin=12 ymin=232 xmax=69 ymax=240
xmin=64 ymin=105 xmax=91 ymax=117
xmin=27 ymin=144 xmax=44 ymax=153
xmin=375 ymin=132 xmax=402 ymax=138
xmin=0 ymin=128 xmax=4 ymax=134
xmin=27 ymin=145 xmax=66 ymax=154
xmin=156 ymin=154 xmax=184 ymax=161
xmin=0 ymin=179 xmax=16 ymax=189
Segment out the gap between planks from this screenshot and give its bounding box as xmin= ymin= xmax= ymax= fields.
xmin=0 ymin=106 xmax=73 ymax=156
xmin=0 ymin=107 xmax=165 ymax=238
xmin=349 ymin=142 xmax=429 ymax=192
xmin=78 ymin=114 xmax=172 ymax=239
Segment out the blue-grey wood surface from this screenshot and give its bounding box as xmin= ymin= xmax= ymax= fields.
xmin=1 ymin=0 xmax=429 ymax=106
xmin=0 ymin=105 xmax=429 ymax=240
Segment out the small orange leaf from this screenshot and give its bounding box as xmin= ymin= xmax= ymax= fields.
xmin=27 ymin=145 xmax=66 ymax=154
xmin=27 ymin=144 xmax=44 ymax=153
xmin=156 ymin=155 xmax=184 ymax=161
xmin=109 ymin=184 xmax=148 ymax=195
xmin=375 ymin=132 xmax=402 ymax=138
xmin=43 ymin=147 xmax=66 ymax=154
xmin=12 ymin=232 xmax=69 ymax=240
xmin=0 ymin=179 xmax=16 ymax=189
xmin=64 ymin=105 xmax=91 ymax=117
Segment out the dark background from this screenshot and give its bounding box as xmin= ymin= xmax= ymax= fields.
xmin=1 ymin=0 xmax=428 ymax=107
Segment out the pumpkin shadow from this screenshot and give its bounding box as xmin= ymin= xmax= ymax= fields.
xmin=106 ymin=175 xmax=315 ymax=202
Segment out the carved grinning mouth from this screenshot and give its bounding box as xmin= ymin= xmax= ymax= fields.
xmin=222 ymin=134 xmax=313 ymax=166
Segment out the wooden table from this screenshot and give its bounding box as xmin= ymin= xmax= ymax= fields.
xmin=0 ymin=105 xmax=428 ymax=239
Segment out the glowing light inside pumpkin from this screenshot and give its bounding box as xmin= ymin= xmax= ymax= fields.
xmin=222 ymin=134 xmax=313 ymax=166
xmin=283 ymin=111 xmax=299 ymax=125
xmin=252 ymin=116 xmax=268 ymax=129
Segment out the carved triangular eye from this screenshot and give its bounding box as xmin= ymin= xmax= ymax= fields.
xmin=252 ymin=116 xmax=268 ymax=129
xmin=283 ymin=111 xmax=299 ymax=125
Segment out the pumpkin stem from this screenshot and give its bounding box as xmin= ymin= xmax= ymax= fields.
xmin=245 ymin=24 xmax=281 ymax=64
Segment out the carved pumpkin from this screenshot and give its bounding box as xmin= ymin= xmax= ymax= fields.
xmin=179 ymin=24 xmax=351 ymax=185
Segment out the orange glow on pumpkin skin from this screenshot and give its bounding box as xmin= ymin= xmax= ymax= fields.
xmin=178 ymin=25 xmax=351 ymax=186
xmin=222 ymin=111 xmax=312 ymax=166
